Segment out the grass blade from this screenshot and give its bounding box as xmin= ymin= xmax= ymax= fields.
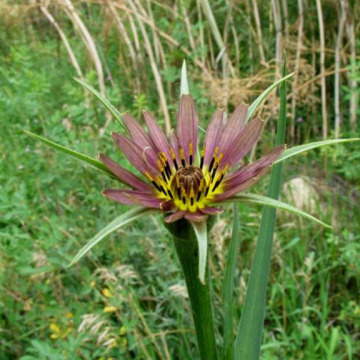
xmin=246 ymin=73 xmax=294 ymax=123
xmin=227 ymin=193 xmax=331 ymax=228
xmin=191 ymin=220 xmax=208 ymax=285
xmin=69 ymin=207 xmax=155 ymax=267
xmin=234 ymin=60 xmax=288 ymax=359
xmin=222 ymin=204 xmax=240 ymax=360
xmin=275 ymin=138 xmax=360 ymax=164
xmin=25 ymin=130 xmax=113 ymax=177
xmin=73 ymin=77 xmax=127 ymax=132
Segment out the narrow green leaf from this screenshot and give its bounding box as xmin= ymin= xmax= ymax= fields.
xmin=191 ymin=220 xmax=208 ymax=285
xmin=235 ymin=59 xmax=288 ymax=360
xmin=24 ymin=130 xmax=113 ymax=177
xmin=275 ymin=138 xmax=360 ymax=164
xmin=227 ymin=193 xmax=331 ymax=228
xmin=222 ymin=204 xmax=240 ymax=360
xmin=73 ymin=78 xmax=127 ymax=132
xmin=69 ymin=207 xmax=155 ymax=267
xmin=246 ymin=73 xmax=294 ymax=123
xmin=181 ymin=60 xmax=189 ymax=96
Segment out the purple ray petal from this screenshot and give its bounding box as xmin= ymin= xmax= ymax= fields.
xmin=165 ymin=210 xmax=186 ymax=223
xmin=185 ymin=211 xmax=207 ymax=222
xmin=103 ymin=189 xmax=161 ymax=208
xmin=203 ymin=109 xmax=224 ymax=166
xmin=123 ymin=113 xmax=156 ymax=150
xmin=214 ymin=166 xmax=269 ymax=202
xmin=143 ymin=111 xmax=173 ymax=167
xmin=160 ymin=200 xmax=175 ymax=212
xmin=177 ymin=94 xmax=198 ymax=162
xmin=221 ymin=117 xmax=263 ymax=168
xmin=112 ymin=132 xmax=158 ymax=175
xmin=200 ymin=206 xmax=223 ymax=215
xmin=99 ymin=154 xmax=152 ymax=191
xmin=169 ymin=129 xmax=180 ymax=164
xmin=219 ymin=104 xmax=248 ymax=155
xmin=224 ymin=145 xmax=285 ymax=188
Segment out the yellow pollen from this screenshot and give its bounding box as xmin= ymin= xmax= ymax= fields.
xmin=181 ymin=187 xmax=186 ymax=197
xmin=176 ymin=175 xmax=180 ymax=188
xmin=222 ymin=164 xmax=229 ymax=175
xmin=199 ymin=179 xmax=204 ymax=192
xmin=190 ymin=187 xmax=195 ymax=198
xmin=170 ymin=148 xmax=176 ymax=160
xmin=189 ymin=142 xmax=193 ymax=155
xmin=180 ymin=148 xmax=185 ymax=160
xmin=213 ymin=146 xmax=219 ymax=157
xmin=217 ymin=153 xmax=224 ymax=164
xmin=144 ymin=172 xmax=153 ymax=181
xmin=201 ymin=147 xmax=206 ymax=156
xmin=157 ymin=159 xmax=164 ymax=171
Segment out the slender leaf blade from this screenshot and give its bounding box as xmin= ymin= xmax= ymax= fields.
xmin=235 ymin=60 xmax=288 ymax=359
xmin=275 ymin=138 xmax=360 ymax=164
xmin=191 ymin=220 xmax=208 ymax=285
xmin=73 ymin=78 xmax=127 ymax=132
xmin=222 ymin=204 xmax=240 ymax=360
xmin=24 ymin=130 xmax=113 ymax=177
xmin=69 ymin=207 xmax=155 ymax=267
xmin=227 ymin=193 xmax=331 ymax=228
xmin=246 ymin=73 xmax=294 ymax=123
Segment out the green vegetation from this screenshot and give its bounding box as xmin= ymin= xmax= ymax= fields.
xmin=1 ymin=1 xmax=359 ymax=359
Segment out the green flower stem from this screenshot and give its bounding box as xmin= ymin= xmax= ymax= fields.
xmin=166 ymin=218 xmax=218 ymax=360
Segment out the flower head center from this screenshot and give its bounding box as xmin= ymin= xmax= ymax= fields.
xmin=172 ymin=165 xmax=204 ymax=195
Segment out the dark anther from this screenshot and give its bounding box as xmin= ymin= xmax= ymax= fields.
xmin=209 ymin=157 xmax=215 ymax=173
xmin=167 ymin=189 xmax=173 ymax=199
xmin=152 ymin=181 xmax=161 ymax=192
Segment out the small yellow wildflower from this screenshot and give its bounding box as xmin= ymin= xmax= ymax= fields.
xmin=104 ymin=306 xmax=117 ymax=313
xmin=102 ymin=288 xmax=112 ymax=298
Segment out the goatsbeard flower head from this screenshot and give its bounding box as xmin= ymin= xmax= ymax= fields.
xmin=100 ymin=95 xmax=285 ymax=224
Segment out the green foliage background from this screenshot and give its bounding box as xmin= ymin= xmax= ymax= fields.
xmin=0 ymin=1 xmax=359 ymax=359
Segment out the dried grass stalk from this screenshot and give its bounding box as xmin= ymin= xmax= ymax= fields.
xmin=107 ymin=0 xmax=140 ymax=92
xmin=251 ymin=0 xmax=266 ymax=65
xmin=127 ymin=0 xmax=171 ymax=135
xmin=59 ymin=0 xmax=106 ymax=98
xmin=316 ymin=0 xmax=328 ymax=139
xmin=334 ymin=0 xmax=346 ymax=138
xmin=344 ymin=0 xmax=358 ymax=131
xmin=290 ymin=0 xmax=304 ymax=139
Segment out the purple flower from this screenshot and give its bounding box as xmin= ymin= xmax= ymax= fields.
xmin=100 ymin=94 xmax=285 ymax=223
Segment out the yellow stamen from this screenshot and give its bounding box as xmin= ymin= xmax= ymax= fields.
xmin=157 ymin=159 xmax=164 ymax=172
xmin=199 ymin=179 xmax=204 ymax=192
xmin=216 ymin=153 xmax=224 ymax=165
xmin=180 ymin=148 xmax=186 ymax=166
xmin=170 ymin=148 xmax=176 ymax=160
xmin=161 ymin=152 xmax=167 ymax=162
xmin=180 ymin=148 xmax=185 ymax=160
xmin=144 ymin=172 xmax=153 ymax=181
xmin=181 ymin=187 xmax=186 ymax=197
xmin=190 ymin=184 xmax=195 ymax=199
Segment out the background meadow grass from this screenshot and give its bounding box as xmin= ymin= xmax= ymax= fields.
xmin=1 ymin=1 xmax=360 ymax=359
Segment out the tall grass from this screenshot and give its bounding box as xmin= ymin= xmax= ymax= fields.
xmin=0 ymin=1 xmax=359 ymax=359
